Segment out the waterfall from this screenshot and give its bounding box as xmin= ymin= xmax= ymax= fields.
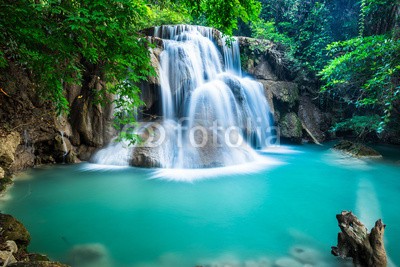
xmin=92 ymin=25 xmax=274 ymax=168
xmin=60 ymin=131 xmax=69 ymax=163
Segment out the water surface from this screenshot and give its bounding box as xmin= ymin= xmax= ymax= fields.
xmin=1 ymin=144 xmax=399 ymax=267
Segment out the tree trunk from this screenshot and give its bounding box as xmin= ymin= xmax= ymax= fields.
xmin=331 ymin=211 xmax=387 ymax=267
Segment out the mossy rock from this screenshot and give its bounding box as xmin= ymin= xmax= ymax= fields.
xmin=280 ymin=112 xmax=302 ymax=142
xmin=333 ymin=140 xmax=382 ymax=158
xmin=9 ymin=261 xmax=70 ymax=267
xmin=0 ymin=214 xmax=31 ymax=249
xmin=0 ymin=177 xmax=13 ymax=193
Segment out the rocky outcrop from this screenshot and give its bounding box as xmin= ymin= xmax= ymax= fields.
xmin=239 ymin=37 xmax=294 ymax=81
xmin=280 ymin=112 xmax=303 ymax=142
xmin=0 ymin=213 xmax=70 ymax=267
xmin=0 ymin=60 xmax=114 ymax=177
xmin=0 ymin=132 xmax=20 ymax=171
xmin=298 ymin=96 xmax=331 ymax=143
xmin=333 ymin=140 xmax=382 ymax=158
xmin=0 ymin=214 xmax=30 ymax=250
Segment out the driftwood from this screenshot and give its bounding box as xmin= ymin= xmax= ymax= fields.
xmin=331 ymin=211 xmax=387 ymax=267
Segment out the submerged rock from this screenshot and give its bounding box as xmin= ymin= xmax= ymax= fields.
xmin=333 ymin=140 xmax=382 ymax=158
xmin=66 ymin=243 xmax=110 ymax=267
xmin=274 ymin=257 xmax=303 ymax=267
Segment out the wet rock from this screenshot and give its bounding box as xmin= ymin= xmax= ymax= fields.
xmin=274 ymin=257 xmax=303 ymax=267
xmin=9 ymin=261 xmax=69 ymax=267
xmin=0 ymin=177 xmax=12 ymax=193
xmin=290 ymin=246 xmax=322 ymax=265
xmin=130 ymin=121 xmax=174 ymax=168
xmin=298 ymin=96 xmax=327 ymax=143
xmin=0 ymin=250 xmax=17 ymax=265
xmin=0 ymin=214 xmax=31 ymax=250
xmin=333 ymin=140 xmax=382 ymax=158
xmin=5 ymin=240 xmax=18 ymax=253
xmin=66 ymin=243 xmax=109 ymax=267
xmin=9 ymin=147 xmax=35 ymax=173
xmin=247 ymin=60 xmax=278 ymax=81
xmin=130 ymin=121 xmax=256 ymax=168
xmin=280 ymin=112 xmax=302 ymax=142
xmin=260 ymin=81 xmax=299 ymax=109
xmin=0 ymin=132 xmax=21 ymax=169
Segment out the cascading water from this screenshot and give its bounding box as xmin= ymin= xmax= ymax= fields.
xmin=93 ymin=25 xmax=274 ymax=169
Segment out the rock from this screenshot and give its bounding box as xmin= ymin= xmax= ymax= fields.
xmin=9 ymin=261 xmax=69 ymax=267
xmin=298 ymin=96 xmax=327 ymax=143
xmin=333 ymin=140 xmax=382 ymax=158
xmin=66 ymin=243 xmax=109 ymax=267
xmin=130 ymin=122 xmax=175 ymax=168
xmin=5 ymin=240 xmax=18 ymax=253
xmin=0 ymin=214 xmax=31 ymax=250
xmin=28 ymin=253 xmax=50 ymax=262
xmin=130 ymin=121 xmax=256 ymax=168
xmin=248 ymin=60 xmax=278 ymax=81
xmin=260 ymin=81 xmax=299 ymax=109
xmin=0 ymin=167 xmax=4 ymax=179
xmin=0 ymin=132 xmax=21 ymax=169
xmin=290 ymin=246 xmax=322 ymax=265
xmin=238 ymin=37 xmax=295 ymax=81
xmin=0 ymin=250 xmax=17 ymax=265
xmin=9 ymin=147 xmax=35 ymax=173
xmin=274 ymin=257 xmax=303 ymax=267
xmin=280 ymin=112 xmax=302 ymax=142
xmin=0 ymin=177 xmax=12 ymax=193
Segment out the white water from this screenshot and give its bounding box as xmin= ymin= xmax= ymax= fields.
xmin=93 ymin=25 xmax=274 ymax=168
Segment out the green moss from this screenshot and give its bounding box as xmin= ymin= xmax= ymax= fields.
xmin=0 ymin=177 xmax=12 ymax=193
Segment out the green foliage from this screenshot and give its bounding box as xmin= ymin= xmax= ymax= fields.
xmin=190 ymin=0 xmax=261 ymax=35
xmin=0 ymin=0 xmax=156 ymax=131
xmin=320 ymin=35 xmax=400 ymax=131
xmin=256 ymin=0 xmax=335 ymax=72
xmin=250 ymin=19 xmax=296 ymax=55
xmin=330 ymin=115 xmax=381 ymax=138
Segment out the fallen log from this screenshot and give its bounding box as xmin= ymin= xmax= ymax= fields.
xmin=331 ymin=211 xmax=387 ymax=267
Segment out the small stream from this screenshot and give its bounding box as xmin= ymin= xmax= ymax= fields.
xmin=1 ymin=143 xmax=399 ymax=267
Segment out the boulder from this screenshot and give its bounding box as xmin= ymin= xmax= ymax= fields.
xmin=9 ymin=147 xmax=35 ymax=173
xmin=0 ymin=250 xmax=17 ymax=265
xmin=130 ymin=121 xmax=256 ymax=168
xmin=298 ymin=96 xmax=327 ymax=143
xmin=130 ymin=122 xmax=175 ymax=168
xmin=66 ymin=243 xmax=109 ymax=267
xmin=260 ymin=81 xmax=299 ymax=109
xmin=333 ymin=140 xmax=382 ymax=158
xmin=0 ymin=214 xmax=31 ymax=250
xmin=280 ymin=112 xmax=302 ymax=142
xmin=247 ymin=59 xmax=278 ymax=81
xmin=0 ymin=132 xmax=21 ymax=169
